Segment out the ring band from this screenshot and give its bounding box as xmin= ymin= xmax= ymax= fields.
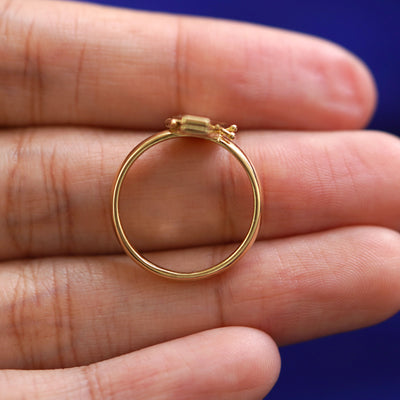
xmin=111 ymin=115 xmax=261 ymax=280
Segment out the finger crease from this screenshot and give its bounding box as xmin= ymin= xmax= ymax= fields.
xmin=10 ymin=270 xmax=28 ymax=366
xmin=0 ymin=0 xmax=13 ymax=37
xmin=5 ymin=136 xmax=22 ymax=254
xmin=35 ymin=39 xmax=44 ymax=122
xmin=81 ymin=364 xmax=108 ymax=400
xmin=62 ymin=162 xmax=74 ymax=254
xmin=49 ymin=146 xmax=65 ymax=251
xmin=51 ymin=262 xmax=67 ymax=367
xmin=65 ymin=266 xmax=79 ymax=366
xmin=174 ymin=16 xmax=185 ymax=114
xmin=75 ymin=42 xmax=87 ymax=117
xmin=210 ymin=251 xmax=227 ymax=327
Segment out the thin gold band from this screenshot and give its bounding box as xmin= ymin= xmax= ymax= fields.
xmin=111 ymin=115 xmax=262 ymax=280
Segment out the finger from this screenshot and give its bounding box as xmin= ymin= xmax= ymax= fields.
xmin=0 ymin=226 xmax=399 ymax=369
xmin=2 ymin=128 xmax=400 ymax=259
xmin=0 ymin=327 xmax=280 ymax=400
xmin=1 ymin=0 xmax=375 ymax=129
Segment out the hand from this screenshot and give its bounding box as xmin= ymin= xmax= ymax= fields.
xmin=1 ymin=0 xmax=399 ymax=399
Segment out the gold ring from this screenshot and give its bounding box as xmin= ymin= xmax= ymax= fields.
xmin=112 ymin=115 xmax=262 ymax=280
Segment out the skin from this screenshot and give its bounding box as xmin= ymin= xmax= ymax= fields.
xmin=0 ymin=0 xmax=399 ymax=398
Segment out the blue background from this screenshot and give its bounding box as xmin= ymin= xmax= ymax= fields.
xmin=84 ymin=0 xmax=400 ymax=398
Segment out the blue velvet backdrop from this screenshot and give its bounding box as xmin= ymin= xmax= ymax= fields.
xmin=82 ymin=0 xmax=400 ymax=398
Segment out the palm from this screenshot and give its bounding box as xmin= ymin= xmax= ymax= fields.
xmin=1 ymin=0 xmax=399 ymax=399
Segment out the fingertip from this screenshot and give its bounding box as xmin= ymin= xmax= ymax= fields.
xmin=351 ymin=55 xmax=377 ymax=128
xmin=149 ymin=326 xmax=282 ymax=399
xmin=327 ymin=43 xmax=377 ymax=129
xmin=97 ymin=326 xmax=282 ymax=400
xmin=188 ymin=21 xmax=378 ymax=131
xmin=228 ymin=327 xmax=282 ymax=396
xmin=354 ymin=226 xmax=400 ymax=308
xmin=199 ymin=327 xmax=281 ymax=398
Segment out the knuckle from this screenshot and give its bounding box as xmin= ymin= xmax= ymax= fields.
xmin=0 ymin=0 xmax=45 ymax=122
xmin=81 ymin=364 xmax=108 ymax=400
xmin=7 ymin=260 xmax=75 ymax=368
xmin=4 ymin=132 xmax=73 ymax=257
xmin=4 ymin=132 xmax=37 ymax=257
xmin=8 ymin=267 xmax=32 ymax=366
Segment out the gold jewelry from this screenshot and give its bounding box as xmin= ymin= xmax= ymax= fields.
xmin=112 ymin=115 xmax=261 ymax=280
